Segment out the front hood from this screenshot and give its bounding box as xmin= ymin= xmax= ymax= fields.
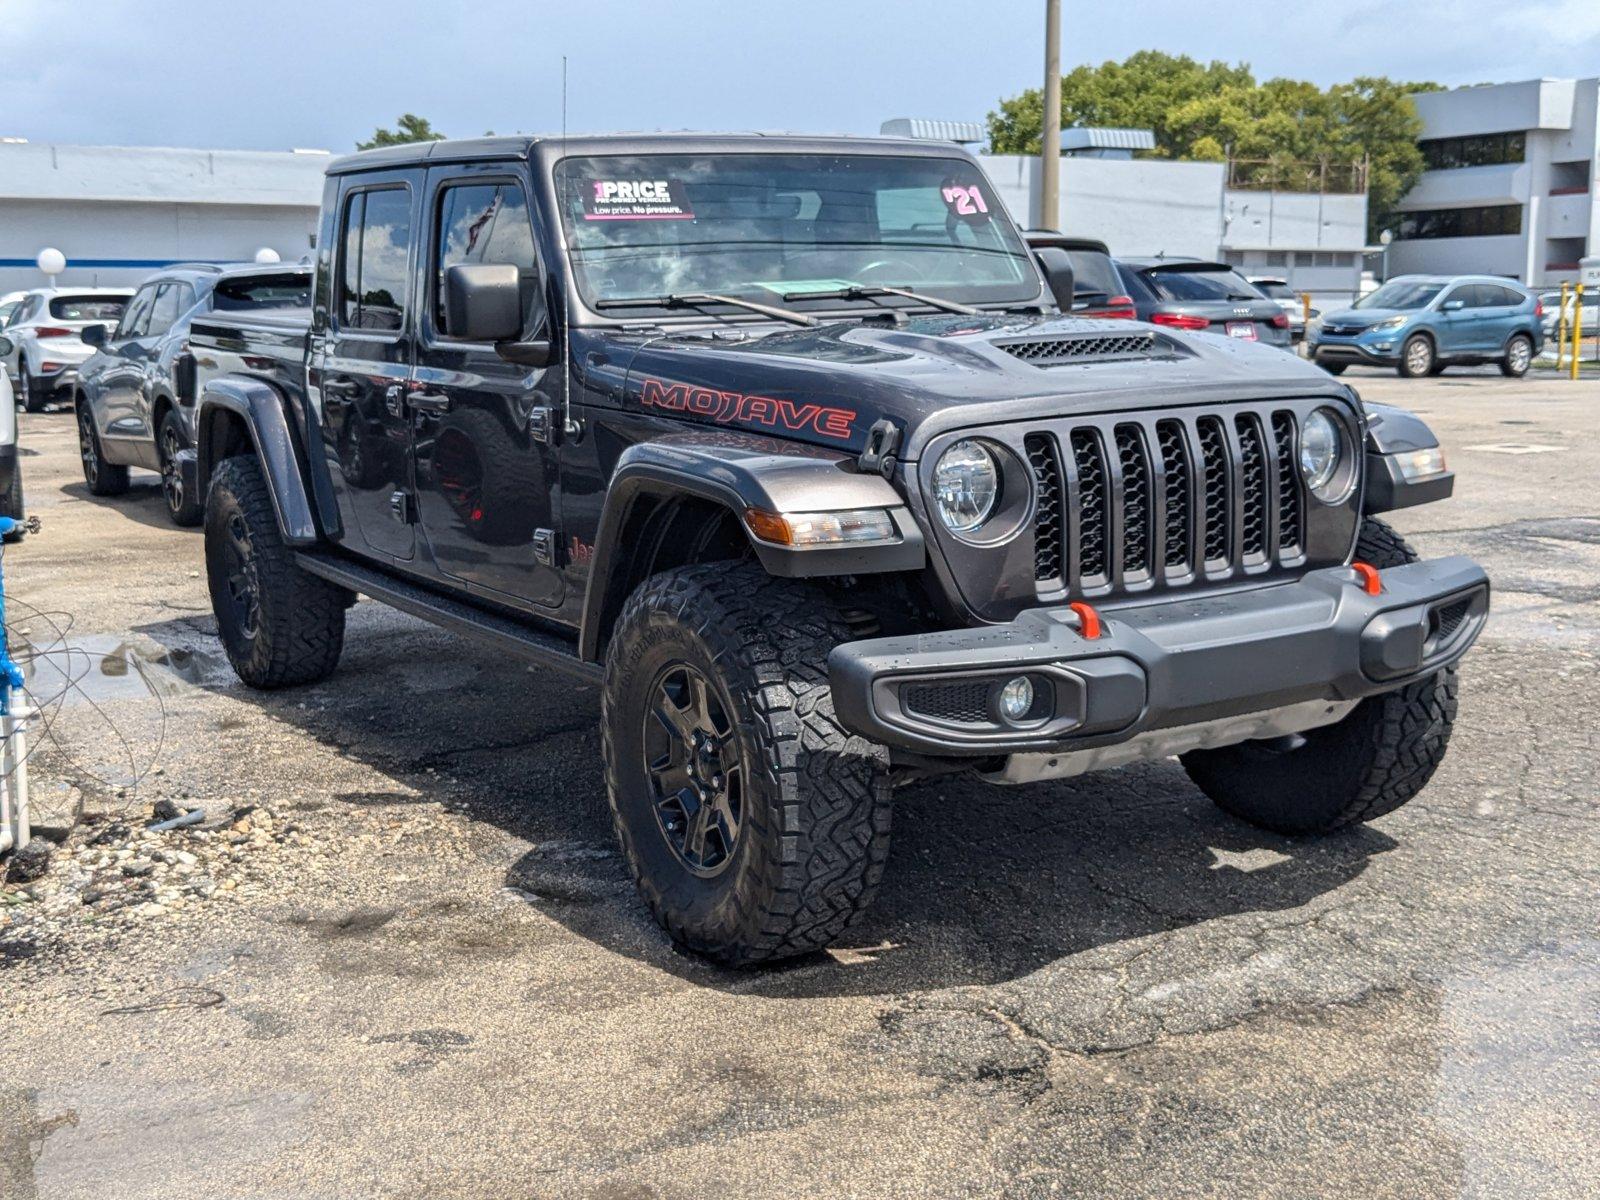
xmin=1323 ymin=308 xmax=1404 ymax=330
xmin=605 ymin=313 xmax=1345 ymax=460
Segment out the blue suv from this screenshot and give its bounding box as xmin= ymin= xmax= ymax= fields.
xmin=1309 ymin=275 xmax=1543 ymax=378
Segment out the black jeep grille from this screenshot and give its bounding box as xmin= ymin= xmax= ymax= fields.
xmin=1023 ymin=404 xmax=1312 ymax=599
xmin=998 ymin=332 xmax=1158 ymax=365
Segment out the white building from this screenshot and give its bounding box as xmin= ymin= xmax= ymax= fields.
xmin=977 ymin=152 xmax=1369 ymax=305
xmin=0 ymin=141 xmax=327 ymax=293
xmin=1388 ymin=78 xmax=1599 ymax=286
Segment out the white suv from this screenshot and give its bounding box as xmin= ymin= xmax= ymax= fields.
xmin=2 ymin=287 xmax=132 ymax=412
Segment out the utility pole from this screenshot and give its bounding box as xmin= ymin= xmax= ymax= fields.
xmin=1039 ymin=0 xmax=1061 ymax=230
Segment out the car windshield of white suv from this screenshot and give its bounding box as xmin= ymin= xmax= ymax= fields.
xmin=48 ymin=295 xmax=128 ymax=322
xmin=555 ymin=153 xmax=1038 ymax=314
xmin=1354 ymin=281 xmax=1444 ymax=311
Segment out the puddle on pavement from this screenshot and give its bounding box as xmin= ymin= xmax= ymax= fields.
xmin=13 ymin=633 xmax=231 ymax=708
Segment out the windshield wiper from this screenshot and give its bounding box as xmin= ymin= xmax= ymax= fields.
xmin=594 ymin=292 xmax=816 ymax=327
xmin=779 ymin=284 xmax=979 ymax=316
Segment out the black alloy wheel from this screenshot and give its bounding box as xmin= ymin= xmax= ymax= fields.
xmin=218 ymin=509 xmax=263 ymax=646
xmin=161 ymin=422 xmax=185 ymax=513
xmin=78 ymin=406 xmax=99 ymax=487
xmin=643 ymin=662 xmax=744 ymax=876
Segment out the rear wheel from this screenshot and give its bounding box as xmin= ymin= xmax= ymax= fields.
xmin=1180 ymin=518 xmax=1459 ymax=835
xmin=77 ymin=403 xmax=129 ymax=495
xmin=158 ymin=408 xmax=203 ymax=526
xmin=20 ymin=373 xmax=47 ymax=414
xmin=602 ymin=563 xmax=891 ymax=965
xmin=1500 ymin=333 xmax=1533 ymax=378
xmin=205 ymin=455 xmax=348 ymax=688
xmin=1398 ymin=334 xmax=1435 ymax=378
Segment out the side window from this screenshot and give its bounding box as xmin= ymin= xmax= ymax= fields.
xmin=146 ymin=283 xmax=182 ymax=336
xmin=432 ymin=181 xmax=543 ymax=338
xmin=1439 ymin=287 xmax=1470 ymax=310
xmin=116 ymin=286 xmax=157 ymax=339
xmin=1497 ymin=285 xmax=1526 ymax=308
xmin=339 ymin=187 xmax=413 ymax=332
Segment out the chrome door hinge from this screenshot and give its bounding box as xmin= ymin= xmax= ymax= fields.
xmin=531 ymin=528 xmax=560 ymax=567
xmin=389 ymin=490 xmax=418 ymax=525
xmin=528 ymin=406 xmax=559 ymax=445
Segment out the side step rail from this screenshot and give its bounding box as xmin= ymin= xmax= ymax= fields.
xmin=294 ymin=551 xmax=602 ymax=684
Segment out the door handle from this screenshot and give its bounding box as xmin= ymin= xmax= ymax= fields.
xmin=407 ymin=391 xmax=452 ymax=415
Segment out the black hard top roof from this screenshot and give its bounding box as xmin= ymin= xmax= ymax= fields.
xmin=327 ymin=132 xmax=970 ymax=176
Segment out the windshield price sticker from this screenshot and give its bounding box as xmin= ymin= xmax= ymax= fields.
xmin=940 ymin=183 xmax=990 ymax=221
xmin=584 ymin=179 xmax=695 ymax=221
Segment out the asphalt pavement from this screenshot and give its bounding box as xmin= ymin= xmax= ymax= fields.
xmin=1 ymin=365 xmax=1596 ymax=1199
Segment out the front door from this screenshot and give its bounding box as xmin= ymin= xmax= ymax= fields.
xmin=409 ymin=167 xmax=563 ymax=608
xmin=1434 ymin=285 xmax=1476 ymax=356
xmin=317 ymin=175 xmax=420 ymax=562
xmin=98 ymin=282 xmax=163 ymax=446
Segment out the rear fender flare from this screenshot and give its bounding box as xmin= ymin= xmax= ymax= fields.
xmin=196 ymin=377 xmax=318 ymax=545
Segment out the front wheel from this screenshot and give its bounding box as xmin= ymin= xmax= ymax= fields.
xmin=205 ymin=455 xmax=348 ymax=688
xmin=158 ymin=409 xmax=203 ymax=526
xmin=602 ymin=563 xmax=891 ymax=965
xmin=78 ymin=404 xmax=129 ymax=496
xmin=1500 ymin=333 xmax=1533 ymax=378
xmin=1180 ymin=518 xmax=1458 ymax=834
xmin=1398 ymin=334 xmax=1435 ymax=378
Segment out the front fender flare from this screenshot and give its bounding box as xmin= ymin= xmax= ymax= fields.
xmin=578 ymin=435 xmax=924 ymax=662
xmin=1361 ymin=401 xmax=1454 ymax=513
xmin=197 ymin=377 xmax=319 ymax=545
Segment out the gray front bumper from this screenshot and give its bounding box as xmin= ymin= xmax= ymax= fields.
xmin=829 ymin=557 xmax=1489 ymax=756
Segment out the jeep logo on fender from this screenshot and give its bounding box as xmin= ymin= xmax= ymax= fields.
xmin=638 ymin=378 xmax=857 ymax=441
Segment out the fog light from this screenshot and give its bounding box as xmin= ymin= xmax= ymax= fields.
xmin=998 ymin=676 xmax=1035 ymax=723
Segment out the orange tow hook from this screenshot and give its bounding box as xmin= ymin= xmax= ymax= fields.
xmin=1352 ymin=561 xmax=1383 ymax=596
xmin=1068 ymin=601 xmax=1103 ymax=640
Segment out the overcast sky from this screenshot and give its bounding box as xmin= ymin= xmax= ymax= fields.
xmin=2 ymin=0 xmax=1597 ymax=153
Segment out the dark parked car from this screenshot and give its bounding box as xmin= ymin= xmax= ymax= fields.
xmin=1308 ymin=275 xmax=1544 ymax=378
xmin=185 ymin=133 xmax=1485 ymax=966
xmin=1023 ymin=231 xmax=1135 ymax=319
xmin=75 ymin=263 xmax=311 ymax=525
xmin=1118 ymin=258 xmax=1292 ymax=348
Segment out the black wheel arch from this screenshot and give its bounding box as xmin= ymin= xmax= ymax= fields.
xmin=196 ymin=378 xmax=329 ymax=545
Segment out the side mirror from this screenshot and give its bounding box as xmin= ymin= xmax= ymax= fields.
xmin=1032 ymin=246 xmax=1077 ymax=313
xmin=444 ymin=263 xmax=523 ymax=342
xmin=1441 ymin=299 xmax=1465 ymax=312
xmin=81 ymin=323 xmax=108 ymax=348
xmin=0 ymin=336 xmax=12 ymax=359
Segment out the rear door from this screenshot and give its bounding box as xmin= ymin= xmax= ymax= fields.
xmin=317 ymin=172 xmax=421 ymax=563
xmin=411 ymin=165 xmax=562 ymax=608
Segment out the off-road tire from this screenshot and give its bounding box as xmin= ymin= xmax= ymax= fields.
xmin=158 ymin=408 xmax=203 ymax=527
xmin=602 ymin=562 xmax=891 ymax=966
xmin=1 ymin=460 xmax=22 ymax=542
xmin=205 ymin=454 xmax=347 ymax=688
xmin=1500 ymin=332 xmax=1533 ymax=378
xmin=1398 ymin=333 xmax=1435 ymax=378
xmin=77 ymin=403 xmax=129 ymax=496
xmin=1181 ymin=517 xmax=1458 ymax=835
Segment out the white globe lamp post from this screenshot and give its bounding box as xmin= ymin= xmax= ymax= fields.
xmin=1378 ymin=229 xmax=1393 ymax=283
xmin=253 ymin=247 xmax=281 ymax=264
xmin=36 ymin=247 xmax=66 ymax=287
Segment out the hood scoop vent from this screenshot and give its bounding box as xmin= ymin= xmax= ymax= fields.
xmin=996 ymin=331 xmax=1171 ymax=367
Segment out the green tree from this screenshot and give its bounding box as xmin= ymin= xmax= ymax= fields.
xmin=357 ymin=114 xmax=447 ymax=151
xmin=986 ymin=55 xmax=1441 ymax=238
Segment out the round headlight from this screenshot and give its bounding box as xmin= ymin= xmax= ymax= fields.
xmin=1299 ymin=409 xmax=1347 ymax=500
xmin=933 ymin=440 xmax=999 ymax=534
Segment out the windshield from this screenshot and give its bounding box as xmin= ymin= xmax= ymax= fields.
xmin=49 ymin=295 xmax=128 ymax=322
xmin=1143 ymin=267 xmax=1262 ymax=303
xmin=1255 ymin=282 xmax=1294 ymax=300
xmin=212 ymin=273 xmax=312 ymax=312
xmin=1065 ymin=250 xmax=1122 ymax=299
xmin=555 ymin=153 xmax=1038 ymax=314
xmin=1355 ymin=281 xmax=1444 ymax=311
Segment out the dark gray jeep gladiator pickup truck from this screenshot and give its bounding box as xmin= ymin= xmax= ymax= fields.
xmin=184 ymin=133 xmax=1488 ymax=964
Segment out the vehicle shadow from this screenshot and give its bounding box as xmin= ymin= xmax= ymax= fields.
xmin=132 ymin=608 xmax=1393 ymax=998
xmin=59 ymin=479 xmax=185 ymax=534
